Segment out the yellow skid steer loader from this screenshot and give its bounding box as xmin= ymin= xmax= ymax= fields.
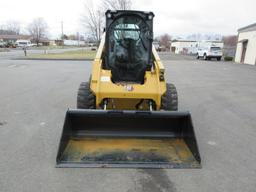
xmin=56 ymin=10 xmax=201 ymax=168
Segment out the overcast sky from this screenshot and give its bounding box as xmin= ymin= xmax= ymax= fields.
xmin=0 ymin=0 xmax=255 ymax=38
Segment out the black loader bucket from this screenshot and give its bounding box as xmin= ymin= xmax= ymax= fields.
xmin=56 ymin=109 xmax=201 ymax=168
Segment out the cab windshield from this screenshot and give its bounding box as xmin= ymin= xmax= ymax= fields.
xmin=108 ymin=16 xmax=150 ymax=70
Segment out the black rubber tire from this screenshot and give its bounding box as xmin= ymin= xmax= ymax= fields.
xmin=203 ymin=54 xmax=208 ymax=60
xmin=161 ymin=83 xmax=178 ymax=111
xmin=196 ymin=54 xmax=199 ymax=59
xmin=77 ymin=82 xmax=95 ymax=109
xmin=217 ymin=57 xmax=221 ymax=61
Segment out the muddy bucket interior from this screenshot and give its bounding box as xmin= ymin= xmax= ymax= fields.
xmin=56 ymin=109 xmax=201 ymax=168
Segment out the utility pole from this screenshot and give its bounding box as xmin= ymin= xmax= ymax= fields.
xmin=77 ymin=32 xmax=80 ymax=46
xmin=61 ymin=21 xmax=63 ymax=40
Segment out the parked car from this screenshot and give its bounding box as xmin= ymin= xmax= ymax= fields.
xmin=153 ymin=41 xmax=160 ymax=51
xmin=197 ymin=46 xmax=223 ymax=61
xmin=31 ymin=43 xmax=37 ymax=47
xmin=5 ymin=42 xmax=17 ymax=48
xmin=156 ymin=46 xmax=167 ymax=52
xmin=0 ymin=41 xmax=6 ymax=48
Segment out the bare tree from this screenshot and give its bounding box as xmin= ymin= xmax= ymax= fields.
xmin=68 ymin=34 xmax=77 ymax=40
xmin=222 ymin=35 xmax=237 ymax=57
xmin=81 ymin=1 xmax=104 ymax=43
xmin=103 ymin=0 xmax=132 ymax=10
xmin=0 ymin=21 xmax=21 ymax=35
xmin=27 ymin=18 xmax=48 ymax=46
xmin=61 ymin=34 xmax=68 ymax=40
xmin=81 ymin=0 xmax=132 ymax=43
xmin=67 ymin=33 xmax=81 ymax=40
xmin=222 ymin=35 xmax=237 ymax=47
xmin=6 ymin=21 xmax=20 ymax=35
xmin=159 ymin=34 xmax=172 ymax=49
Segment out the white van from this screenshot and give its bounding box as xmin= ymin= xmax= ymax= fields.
xmin=16 ymin=40 xmax=32 ymax=47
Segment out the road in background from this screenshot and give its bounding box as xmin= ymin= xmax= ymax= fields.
xmin=0 ymin=47 xmax=86 ymax=60
xmin=0 ymin=54 xmax=256 ymax=192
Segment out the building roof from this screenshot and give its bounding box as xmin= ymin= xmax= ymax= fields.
xmin=171 ymin=39 xmax=196 ymax=43
xmin=171 ymin=39 xmax=222 ymax=43
xmin=40 ymin=37 xmax=50 ymax=42
xmin=238 ymin=22 xmax=256 ymax=33
xmin=238 ymin=39 xmax=248 ymax=43
xmin=0 ymin=34 xmax=32 ymax=40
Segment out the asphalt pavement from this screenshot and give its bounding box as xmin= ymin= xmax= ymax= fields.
xmin=0 ymin=53 xmax=256 ymax=192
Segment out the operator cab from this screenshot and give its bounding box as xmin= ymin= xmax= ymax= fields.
xmin=104 ymin=10 xmax=154 ymax=83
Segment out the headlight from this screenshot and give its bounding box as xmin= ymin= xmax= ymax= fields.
xmin=107 ymin=13 xmax=112 ymax=19
xmin=148 ymin=14 xmax=153 ymax=20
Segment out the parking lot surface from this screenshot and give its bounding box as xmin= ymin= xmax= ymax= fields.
xmin=0 ymin=53 xmax=256 ymax=192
